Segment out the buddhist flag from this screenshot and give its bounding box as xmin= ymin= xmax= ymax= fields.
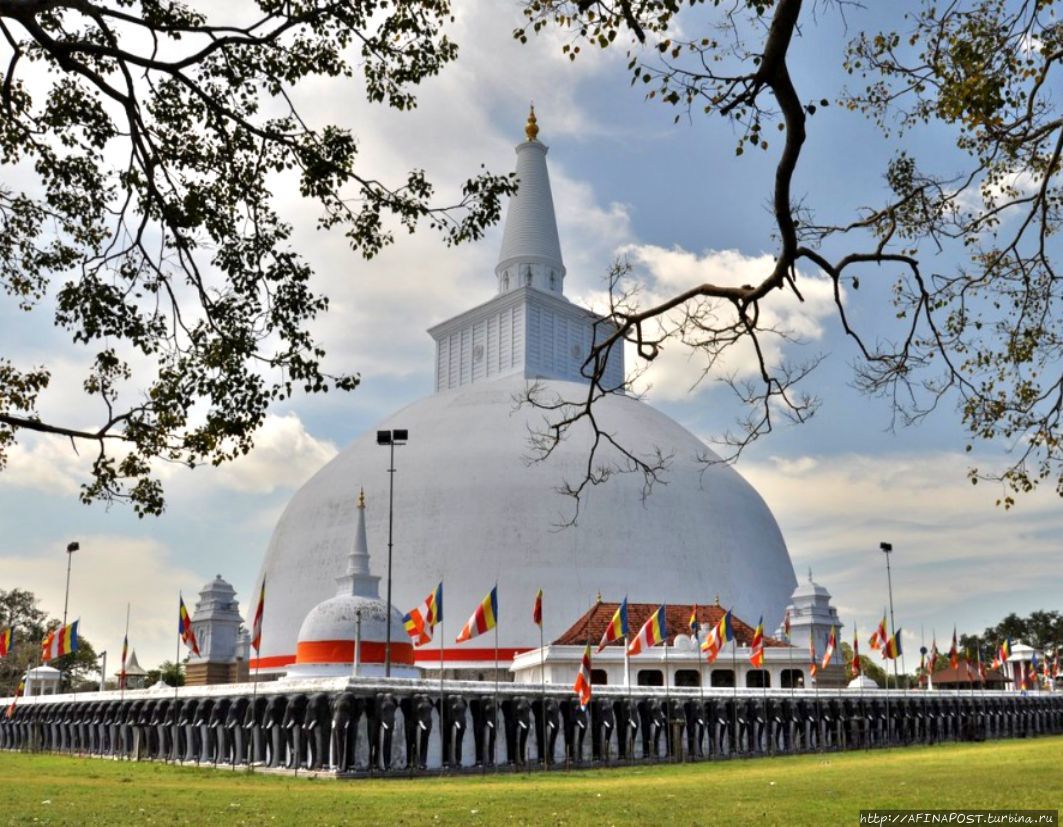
xmin=869 ymin=612 xmax=887 ymax=650
xmin=404 ymin=582 xmax=443 ymax=646
xmin=456 ymin=586 xmax=498 ymax=644
xmin=251 ymin=578 xmax=266 ymax=653
xmin=41 ymin=620 xmax=79 ymax=663
xmin=883 ymin=628 xmax=903 ymax=660
xmin=749 ymin=616 xmax=765 ymax=668
xmin=179 ymin=596 xmax=200 ymax=656
xmin=949 ymin=627 xmax=959 ymax=670
xmin=5 ymin=678 xmax=24 ymax=719
xmin=0 ymin=628 xmax=11 ymax=658
xmin=628 ymin=605 xmax=666 ymax=656
xmin=850 ymin=629 xmax=861 ymax=678
xmin=995 ymin=638 xmax=1012 ymax=668
xmin=782 ymin=608 xmax=792 ymax=643
xmin=1053 ymin=650 xmax=1060 ymax=679
xmin=532 ymin=589 xmax=543 ymax=627
xmin=597 ymin=597 xmax=628 ymax=653
xmin=716 ymin=609 xmax=735 ymax=645
xmin=688 ymin=605 xmax=699 ymax=641
xmin=809 ymin=635 xmax=818 ymax=678
xmin=701 ymin=623 xmax=723 ymax=663
xmin=929 ymin=637 xmax=939 ymax=672
xmin=977 ymin=648 xmax=987 ymax=682
xmin=821 ymin=625 xmax=837 ymax=670
xmin=573 ymin=642 xmax=592 ymax=707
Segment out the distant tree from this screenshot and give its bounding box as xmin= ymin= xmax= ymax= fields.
xmin=0 ymin=590 xmax=99 ymax=694
xmin=0 ymin=0 xmax=515 ymax=515
xmin=145 ymin=660 xmax=184 ymax=689
xmin=517 ymin=0 xmax=1063 ymax=517
xmin=978 ymin=610 xmax=1063 ymax=652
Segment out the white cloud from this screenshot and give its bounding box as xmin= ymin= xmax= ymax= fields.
xmin=208 ymin=413 xmax=337 ymax=495
xmin=1 ymin=412 xmax=334 ymax=502
xmin=596 ymin=244 xmax=838 ymax=401
xmin=741 ymin=450 xmax=1063 ymax=647
xmin=1 ymin=535 xmax=205 ymax=673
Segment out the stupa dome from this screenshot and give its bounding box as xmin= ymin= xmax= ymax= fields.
xmin=252 ymin=110 xmax=797 ymax=673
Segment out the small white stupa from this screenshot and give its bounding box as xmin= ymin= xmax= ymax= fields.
xmin=286 ymin=490 xmax=415 ymax=679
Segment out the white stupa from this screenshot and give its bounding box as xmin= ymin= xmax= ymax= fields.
xmin=287 ymin=490 xmax=414 ymax=679
xmin=253 ymin=109 xmax=798 ymax=675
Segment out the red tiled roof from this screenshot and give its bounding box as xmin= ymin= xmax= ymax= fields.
xmin=553 ymin=602 xmax=787 ymax=648
xmin=930 ymin=664 xmax=1010 ymax=685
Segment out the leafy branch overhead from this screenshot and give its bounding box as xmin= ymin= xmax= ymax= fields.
xmin=516 ymin=0 xmax=1062 ymax=514
xmin=0 ymin=0 xmax=515 ymax=515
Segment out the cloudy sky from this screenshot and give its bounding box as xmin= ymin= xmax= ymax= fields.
xmin=1 ymin=0 xmax=1059 ymax=672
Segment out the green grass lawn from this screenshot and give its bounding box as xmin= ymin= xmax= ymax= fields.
xmin=2 ymin=738 xmax=1061 ymax=826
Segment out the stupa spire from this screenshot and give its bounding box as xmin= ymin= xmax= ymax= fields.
xmin=495 ymin=107 xmax=566 ymax=296
xmin=336 ymin=487 xmax=380 ymax=599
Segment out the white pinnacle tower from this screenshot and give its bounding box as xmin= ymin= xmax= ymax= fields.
xmin=495 ymin=106 xmax=566 ymax=296
xmin=428 ymin=108 xmax=623 ymax=392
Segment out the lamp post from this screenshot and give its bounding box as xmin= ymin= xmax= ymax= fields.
xmin=63 ymin=541 xmax=79 ymax=628
xmin=880 ymin=541 xmax=905 ymax=686
xmin=377 ymin=428 xmax=408 ymax=677
xmin=57 ymin=541 xmax=79 ymax=693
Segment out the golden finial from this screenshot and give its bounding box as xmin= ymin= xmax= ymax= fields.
xmin=714 ymin=594 xmax=721 ymax=607
xmin=357 ymin=487 xmax=365 ymax=508
xmin=595 ymin=590 xmax=602 ymax=604
xmin=525 ymin=104 xmax=539 ymax=141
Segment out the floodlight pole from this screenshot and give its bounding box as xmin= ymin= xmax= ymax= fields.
xmin=59 ymin=541 xmax=78 ymax=692
xmin=880 ymin=542 xmax=904 ymax=688
xmin=63 ymin=541 xmax=78 ymax=628
xmin=377 ymin=429 xmax=408 ymax=678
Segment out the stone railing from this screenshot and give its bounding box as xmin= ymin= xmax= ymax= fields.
xmin=2 ymin=677 xmax=1059 ymax=774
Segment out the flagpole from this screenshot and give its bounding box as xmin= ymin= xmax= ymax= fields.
xmin=730 ymin=638 xmax=738 ymax=756
xmin=663 ymin=630 xmax=671 ymax=761
xmin=439 ymin=607 xmax=446 ymax=769
xmin=493 ymin=591 xmax=500 ymax=772
xmin=539 ymin=608 xmax=546 ymax=773
xmin=120 ymin=603 xmax=130 ymax=703
xmin=624 ymin=634 xmax=632 ymax=761
xmin=172 ymin=594 xmax=181 ymax=765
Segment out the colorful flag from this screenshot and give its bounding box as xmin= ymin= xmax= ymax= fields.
xmin=1053 ymin=650 xmax=1060 ymax=679
xmin=749 ymin=616 xmax=765 ymax=668
xmin=809 ymin=634 xmax=818 ymax=679
xmin=821 ymin=625 xmax=837 ymax=670
xmin=949 ymin=627 xmax=959 ymax=670
xmin=532 ymin=589 xmax=543 ymax=627
xmin=403 ymin=582 xmax=443 ymax=646
xmin=688 ymin=605 xmax=699 ymax=641
xmin=977 ymin=648 xmax=987 ymax=682
xmin=869 ymin=612 xmax=887 ymax=651
xmin=597 ymin=597 xmax=629 ymax=653
xmin=179 ymin=596 xmax=200 ymax=657
xmin=997 ymin=637 xmax=1012 ymax=667
xmin=251 ymin=578 xmax=266 ymax=653
xmin=628 ymin=605 xmax=667 ymax=656
xmin=573 ymin=642 xmax=592 ymax=707
xmin=0 ymin=628 xmax=11 ymax=658
xmin=850 ymin=629 xmax=861 ymax=678
xmin=41 ymin=620 xmax=79 ymax=663
xmin=928 ymin=637 xmax=939 ymax=672
xmin=456 ymin=586 xmax=499 ymax=644
xmin=5 ymin=678 xmax=24 ymax=719
xmin=120 ymin=633 xmax=129 ymax=689
xmin=883 ymin=628 xmax=903 ymax=660
xmin=782 ymin=608 xmax=792 ymax=643
xmin=700 ymin=623 xmax=724 ymax=663
xmin=716 ymin=609 xmax=735 ymax=646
